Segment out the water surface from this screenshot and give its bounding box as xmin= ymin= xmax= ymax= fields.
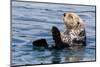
xmin=12 ymin=1 xmax=96 ymax=66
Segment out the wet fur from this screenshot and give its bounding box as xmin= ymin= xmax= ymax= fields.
xmin=33 ymin=12 xmax=86 ymax=49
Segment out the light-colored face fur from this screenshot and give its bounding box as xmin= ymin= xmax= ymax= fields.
xmin=63 ymin=12 xmax=84 ymax=29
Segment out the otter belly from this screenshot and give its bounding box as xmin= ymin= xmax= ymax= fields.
xmin=61 ymin=30 xmax=86 ymax=47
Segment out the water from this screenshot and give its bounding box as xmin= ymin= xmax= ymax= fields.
xmin=12 ymin=1 xmax=96 ymax=66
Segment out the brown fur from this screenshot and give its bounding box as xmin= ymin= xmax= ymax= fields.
xmin=33 ymin=12 xmax=86 ymax=50
xmin=61 ymin=12 xmax=86 ymax=49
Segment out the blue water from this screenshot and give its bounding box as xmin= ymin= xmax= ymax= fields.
xmin=12 ymin=1 xmax=96 ymax=66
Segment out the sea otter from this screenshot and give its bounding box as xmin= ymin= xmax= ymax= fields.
xmin=32 ymin=12 xmax=86 ymax=49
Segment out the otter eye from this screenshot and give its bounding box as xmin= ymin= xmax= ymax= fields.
xmin=64 ymin=13 xmax=66 ymax=17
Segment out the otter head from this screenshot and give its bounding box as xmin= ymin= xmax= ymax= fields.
xmin=63 ymin=12 xmax=84 ymax=29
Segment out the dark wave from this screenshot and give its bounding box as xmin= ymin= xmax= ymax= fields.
xmin=14 ymin=17 xmax=63 ymax=25
xmin=12 ymin=38 xmax=26 ymax=43
xmin=12 ymin=5 xmax=38 ymax=10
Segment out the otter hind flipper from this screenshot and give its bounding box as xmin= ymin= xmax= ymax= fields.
xmin=52 ymin=26 xmax=65 ymax=49
xmin=52 ymin=26 xmax=61 ymax=42
xmin=32 ymin=39 xmax=48 ymax=48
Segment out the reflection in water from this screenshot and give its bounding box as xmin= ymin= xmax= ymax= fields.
xmin=64 ymin=48 xmax=85 ymax=62
xmin=51 ymin=50 xmax=61 ymax=64
xmin=65 ymin=55 xmax=82 ymax=62
xmin=51 ymin=47 xmax=85 ymax=64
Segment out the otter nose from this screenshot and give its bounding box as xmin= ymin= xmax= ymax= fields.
xmin=63 ymin=13 xmax=66 ymax=17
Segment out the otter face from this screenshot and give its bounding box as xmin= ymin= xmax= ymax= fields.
xmin=63 ymin=13 xmax=83 ymax=29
